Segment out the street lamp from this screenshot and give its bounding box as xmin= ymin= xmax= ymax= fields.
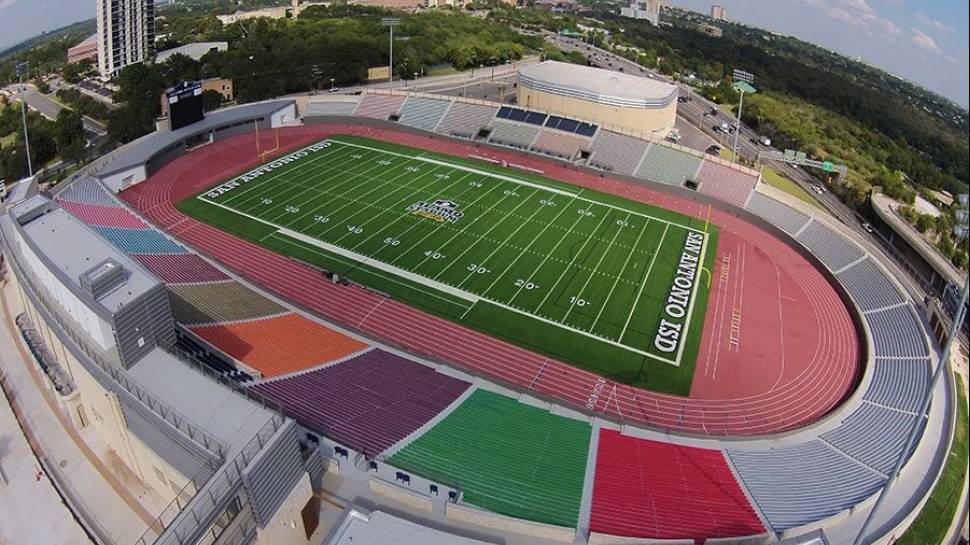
xmin=731 ymin=69 xmax=756 ymax=164
xmin=330 ymin=78 xmax=335 ymax=91
xmin=15 ymin=60 xmax=33 ymax=177
xmin=381 ymin=17 xmax=400 ymax=83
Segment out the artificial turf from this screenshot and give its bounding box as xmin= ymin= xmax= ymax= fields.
xmin=178 ymin=134 xmax=719 ymax=395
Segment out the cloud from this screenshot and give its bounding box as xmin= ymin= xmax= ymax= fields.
xmin=914 ymin=13 xmax=954 ymax=36
xmin=800 ymin=0 xmax=900 ymax=37
xmin=0 ymin=0 xmax=23 ymax=10
xmin=910 ymin=28 xmax=942 ymax=54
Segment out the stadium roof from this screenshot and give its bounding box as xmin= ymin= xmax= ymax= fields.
xmin=156 ymin=42 xmax=228 ymax=63
xmin=328 ymin=511 xmax=496 ymax=545
xmin=93 ymin=100 xmax=295 ymax=178
xmin=517 ymin=60 xmax=678 ymax=109
xmin=8 ymin=196 xmax=160 ymax=319
xmin=129 ymin=348 xmax=274 ymax=453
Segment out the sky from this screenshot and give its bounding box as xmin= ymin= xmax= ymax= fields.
xmin=672 ymin=0 xmax=969 ymax=108
xmin=1 ymin=0 xmax=967 ymax=107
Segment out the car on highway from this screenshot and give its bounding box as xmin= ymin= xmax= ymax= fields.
xmin=862 ymin=223 xmax=875 ymax=233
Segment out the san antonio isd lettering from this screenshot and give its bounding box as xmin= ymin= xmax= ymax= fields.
xmin=406 ymin=199 xmax=464 ymax=223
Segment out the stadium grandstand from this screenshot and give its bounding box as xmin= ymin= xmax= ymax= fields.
xmin=0 ymin=91 xmax=959 ymax=545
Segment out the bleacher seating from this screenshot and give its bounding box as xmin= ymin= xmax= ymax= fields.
xmin=189 ymin=313 xmax=368 ymax=377
xmin=434 ymin=102 xmax=498 ymax=138
xmin=305 ymin=100 xmax=360 ymax=117
xmin=167 ymin=280 xmax=288 ymax=325
xmin=837 ymin=257 xmax=905 ymax=312
xmin=728 ymin=441 xmax=885 ymax=530
xmin=389 ymin=390 xmax=591 ymax=528
xmin=696 ymin=159 xmax=757 ymax=208
xmin=635 ymin=143 xmax=704 ymax=187
xmin=57 ymin=176 xmax=120 ymax=206
xmin=795 ymin=219 xmax=865 ymax=271
xmin=864 ymin=358 xmax=930 ymax=413
xmin=591 ymin=430 xmax=764 ymax=540
xmin=821 ymin=402 xmax=919 ymax=475
xmin=488 ymin=120 xmax=540 ymax=150
xmin=131 ymin=253 xmax=230 ymax=284
xmin=353 ymin=93 xmax=406 ymax=120
xmin=744 ymin=192 xmax=811 ymax=236
xmin=865 ymin=304 xmax=929 ymax=359
xmin=545 ymin=115 xmax=597 ymax=137
xmin=531 ymin=130 xmax=587 ymax=160
xmin=398 ymin=97 xmax=452 ymax=132
xmin=496 ymin=106 xmax=547 ymax=126
xmin=175 ymin=332 xmax=253 ymax=383
xmin=251 ymin=349 xmax=470 ymax=457
xmin=588 ymin=131 xmax=649 ymax=175
xmin=59 ymin=200 xmax=148 ymax=229
xmin=94 ymin=226 xmax=186 ymax=254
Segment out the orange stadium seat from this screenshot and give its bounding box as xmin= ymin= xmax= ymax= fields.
xmin=189 ymin=313 xmax=367 ymax=377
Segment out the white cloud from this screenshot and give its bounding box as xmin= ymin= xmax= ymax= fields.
xmin=800 ymin=0 xmax=900 ymax=37
xmin=0 ymin=0 xmax=23 ymax=10
xmin=914 ymin=13 xmax=954 ymax=36
xmin=910 ymin=27 xmax=942 ymax=54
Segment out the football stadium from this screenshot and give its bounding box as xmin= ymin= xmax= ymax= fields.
xmin=1 ymin=84 xmax=961 ymax=545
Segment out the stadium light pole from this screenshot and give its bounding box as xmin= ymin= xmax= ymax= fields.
xmin=381 ymin=18 xmax=400 ymax=84
xmin=731 ymin=69 xmax=756 ymax=165
xmin=851 ymin=259 xmax=969 ymax=545
xmin=16 ymin=61 xmax=33 ymax=177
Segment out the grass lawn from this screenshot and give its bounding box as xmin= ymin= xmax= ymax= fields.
xmin=761 ymin=166 xmax=821 ymax=208
xmin=895 ymin=376 xmax=968 ymax=545
xmin=178 ymin=134 xmax=719 ymax=395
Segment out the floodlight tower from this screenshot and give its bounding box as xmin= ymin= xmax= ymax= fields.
xmin=731 ymin=68 xmax=755 ymax=164
xmin=16 ymin=61 xmax=33 ymax=177
xmin=382 ymin=17 xmax=401 ymax=83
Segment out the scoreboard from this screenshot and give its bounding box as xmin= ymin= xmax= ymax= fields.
xmin=166 ymin=81 xmax=204 ymax=130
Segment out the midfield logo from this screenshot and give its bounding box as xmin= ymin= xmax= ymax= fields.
xmin=406 ymin=199 xmax=464 ymax=223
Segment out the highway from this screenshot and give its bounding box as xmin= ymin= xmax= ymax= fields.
xmin=544 ymin=31 xmax=870 ymax=231
xmin=5 ymin=83 xmax=108 ymax=137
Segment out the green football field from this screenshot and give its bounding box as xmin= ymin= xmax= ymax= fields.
xmin=178 ymin=135 xmax=719 ymax=394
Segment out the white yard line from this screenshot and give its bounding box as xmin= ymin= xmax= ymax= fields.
xmin=454 ymin=190 xmax=557 ymax=289
xmin=534 ymin=209 xmax=610 ymax=313
xmin=393 ymin=178 xmax=510 ymax=269
xmin=507 ymin=204 xmax=589 ymax=305
xmin=590 ymin=218 xmax=650 ymax=331
xmin=619 ymin=224 xmax=669 ymax=342
xmin=561 ymin=212 xmax=630 ymax=324
xmin=479 ymin=194 xmax=579 ymax=296
xmin=328 ymin=138 xmax=703 ymax=233
xmin=430 ymin=187 xmax=541 ymax=281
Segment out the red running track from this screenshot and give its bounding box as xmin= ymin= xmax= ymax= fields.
xmin=120 ymin=124 xmax=860 ymax=435
xmin=590 ymin=429 xmax=764 ymax=540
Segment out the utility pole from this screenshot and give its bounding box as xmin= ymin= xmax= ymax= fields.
xmin=381 ymin=18 xmax=400 ymax=84
xmin=731 ymin=69 xmax=755 ymax=164
xmin=16 ymin=61 xmax=33 ymax=177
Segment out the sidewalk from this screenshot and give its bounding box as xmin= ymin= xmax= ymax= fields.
xmin=0 ymin=280 xmax=161 ymax=545
xmin=0 ymin=365 xmax=93 ymax=545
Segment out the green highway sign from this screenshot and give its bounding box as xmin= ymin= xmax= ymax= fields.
xmin=822 ymin=161 xmax=835 ymax=172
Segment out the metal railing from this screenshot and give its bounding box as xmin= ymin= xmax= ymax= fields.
xmin=1 ymin=233 xmax=226 ymax=459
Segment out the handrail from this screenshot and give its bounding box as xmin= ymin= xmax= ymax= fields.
xmin=1 ymin=234 xmax=226 ymax=459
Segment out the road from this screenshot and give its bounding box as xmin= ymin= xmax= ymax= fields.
xmin=5 ymin=83 xmax=108 ymax=137
xmin=544 ymin=31 xmax=870 ymax=231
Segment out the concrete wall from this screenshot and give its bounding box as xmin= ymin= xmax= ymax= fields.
xmin=253 ymin=473 xmax=313 ymax=545
xmin=445 ymin=502 xmax=576 ymax=542
xmin=517 ymin=86 xmax=676 ymax=139
xmin=369 ymin=477 xmax=433 ymax=512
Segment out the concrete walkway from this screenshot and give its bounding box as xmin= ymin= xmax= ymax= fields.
xmin=0 ymin=362 xmax=93 ymax=545
xmin=0 ymin=280 xmax=162 ymax=545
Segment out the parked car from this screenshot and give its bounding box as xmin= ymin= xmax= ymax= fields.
xmin=705 ymin=144 xmax=721 ymax=156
